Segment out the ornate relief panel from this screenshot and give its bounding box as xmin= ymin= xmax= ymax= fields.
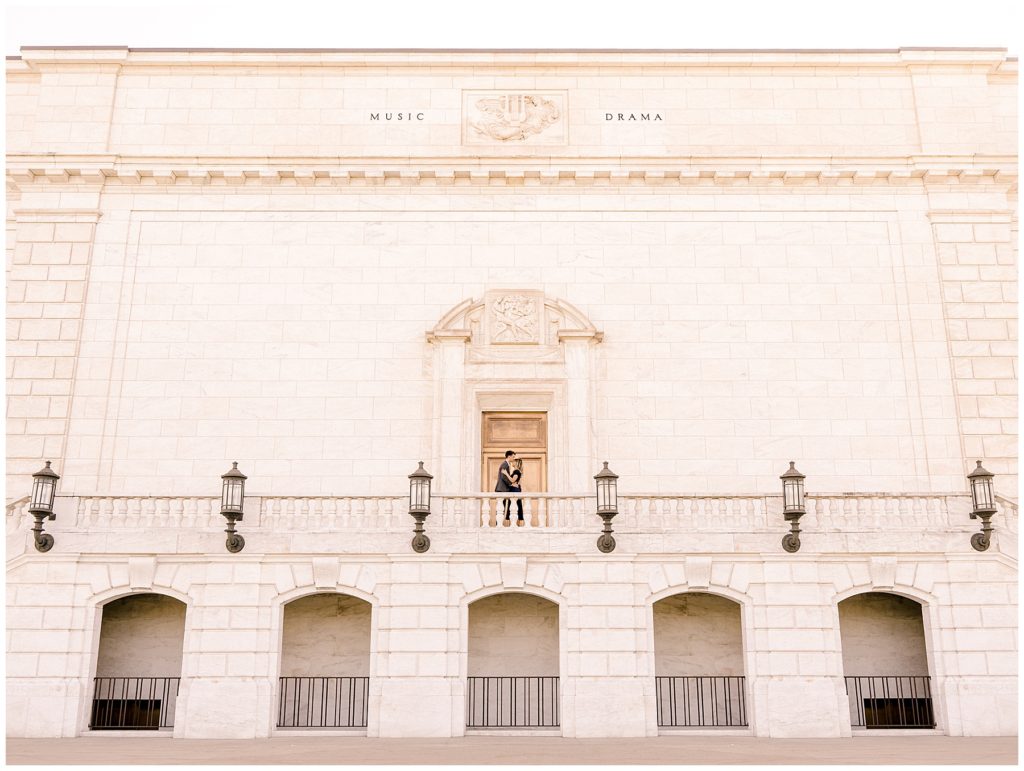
xmin=432 ymin=289 xmax=601 ymax=364
xmin=487 ymin=291 xmax=542 ymax=344
xmin=462 ymin=91 xmax=568 ymax=145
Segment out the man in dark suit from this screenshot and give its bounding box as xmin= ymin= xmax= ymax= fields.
xmin=495 ymin=450 xmax=517 ymax=522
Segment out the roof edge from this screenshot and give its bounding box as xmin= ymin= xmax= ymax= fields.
xmin=15 ymin=45 xmax=1012 ymax=53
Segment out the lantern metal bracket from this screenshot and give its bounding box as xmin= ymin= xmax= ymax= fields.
xmin=29 ymin=509 xmax=55 ymax=552
xmin=596 ymin=511 xmax=617 ymax=553
xmin=411 ymin=512 xmax=431 ymax=553
xmin=970 ymin=510 xmax=995 ymax=552
xmin=222 ymin=512 xmax=245 ymax=553
xmin=782 ymin=510 xmax=804 ymax=553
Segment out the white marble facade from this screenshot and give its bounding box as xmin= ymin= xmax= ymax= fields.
xmin=4 ymin=48 xmax=1018 ymax=739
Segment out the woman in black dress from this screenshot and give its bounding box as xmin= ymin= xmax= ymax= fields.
xmin=506 ymin=458 xmax=525 ymax=525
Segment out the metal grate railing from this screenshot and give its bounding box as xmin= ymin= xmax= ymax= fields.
xmin=466 ymin=676 xmax=559 ymax=728
xmin=90 ymin=677 xmax=181 ymax=730
xmin=277 ymin=677 xmax=370 ymax=728
xmin=656 ymin=676 xmax=748 ymax=727
xmin=845 ymin=676 xmax=935 ymax=729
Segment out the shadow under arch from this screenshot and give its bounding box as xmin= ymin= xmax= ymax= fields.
xmin=457 ymin=585 xmax=566 ymax=735
xmin=268 ymin=587 xmax=378 ymax=735
xmin=833 ymin=587 xmax=940 ymax=731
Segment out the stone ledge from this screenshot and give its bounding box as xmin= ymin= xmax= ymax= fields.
xmin=6 ymin=165 xmax=1016 ymax=188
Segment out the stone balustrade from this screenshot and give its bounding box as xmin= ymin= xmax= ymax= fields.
xmin=6 ymin=491 xmax=1017 ymax=536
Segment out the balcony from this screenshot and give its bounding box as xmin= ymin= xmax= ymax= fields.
xmin=5 ymin=491 xmax=1017 ymax=556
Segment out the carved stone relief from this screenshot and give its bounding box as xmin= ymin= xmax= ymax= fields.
xmin=463 ymin=92 xmax=567 ymax=145
xmin=428 ymin=289 xmax=601 ymax=364
xmin=489 ymin=293 xmax=540 ymax=344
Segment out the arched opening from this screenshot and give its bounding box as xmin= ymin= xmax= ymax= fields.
xmin=653 ymin=592 xmax=748 ymax=728
xmin=838 ymin=592 xmax=936 ymax=729
xmin=90 ymin=593 xmax=186 ymax=730
xmin=466 ymin=592 xmax=560 ymax=729
xmin=277 ymin=593 xmax=371 ymax=730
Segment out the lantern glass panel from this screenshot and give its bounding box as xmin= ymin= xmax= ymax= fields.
xmin=972 ymin=477 xmax=995 ymax=511
xmin=222 ymin=479 xmax=244 ymax=512
xmin=31 ymin=477 xmax=55 ymax=511
xmin=783 ymin=478 xmax=804 ymax=512
xmin=596 ymin=478 xmax=617 ymax=512
xmin=410 ymin=477 xmax=430 ymax=512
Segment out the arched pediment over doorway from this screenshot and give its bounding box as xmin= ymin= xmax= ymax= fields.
xmin=427 ymin=289 xmax=602 ymax=364
xmin=425 ymin=290 xmax=603 ymax=494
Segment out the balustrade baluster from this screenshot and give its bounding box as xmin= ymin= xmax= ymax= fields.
xmin=146 ymin=498 xmax=157 ymax=527
xmin=554 ymin=497 xmax=564 ymax=529
xmin=168 ymin=498 xmax=181 ymax=527
xmin=154 ymin=498 xmax=167 ymax=528
xmin=909 ymin=497 xmax=923 ymax=526
xmin=71 ymin=498 xmax=83 ymax=528
xmin=126 ymin=498 xmax=140 ymax=527
xmin=819 ymin=497 xmax=831 ymax=528
xmin=344 ymin=498 xmax=353 ymax=530
xmin=117 ymin=498 xmax=129 ymax=526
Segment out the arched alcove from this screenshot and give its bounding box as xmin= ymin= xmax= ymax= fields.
xmin=90 ymin=593 xmax=186 ymax=730
xmin=277 ymin=593 xmax=372 ymax=729
xmin=837 ymin=592 xmax=935 ymax=729
xmin=466 ymin=592 xmax=560 ymax=728
xmin=652 ymin=592 xmax=748 ymax=728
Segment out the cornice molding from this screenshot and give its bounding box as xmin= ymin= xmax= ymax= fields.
xmin=6 ymin=156 xmax=1016 ymax=189
xmin=9 ymin=47 xmax=1013 ymax=71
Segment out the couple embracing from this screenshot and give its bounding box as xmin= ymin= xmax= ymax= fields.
xmin=494 ymin=449 xmax=524 ymax=524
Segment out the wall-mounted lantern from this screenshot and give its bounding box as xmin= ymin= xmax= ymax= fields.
xmin=967 ymin=460 xmax=996 ymax=552
xmin=780 ymin=461 xmax=806 ymax=553
xmin=594 ymin=461 xmax=619 ymax=553
xmin=409 ymin=461 xmax=433 ymax=553
xmin=28 ymin=461 xmax=60 ymax=552
xmin=220 ymin=462 xmax=247 ymax=553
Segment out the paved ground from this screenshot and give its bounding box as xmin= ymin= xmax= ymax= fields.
xmin=5 ymin=735 xmax=1018 ymax=765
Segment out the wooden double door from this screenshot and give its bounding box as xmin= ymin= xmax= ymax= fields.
xmin=481 ymin=412 xmax=548 ymax=493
